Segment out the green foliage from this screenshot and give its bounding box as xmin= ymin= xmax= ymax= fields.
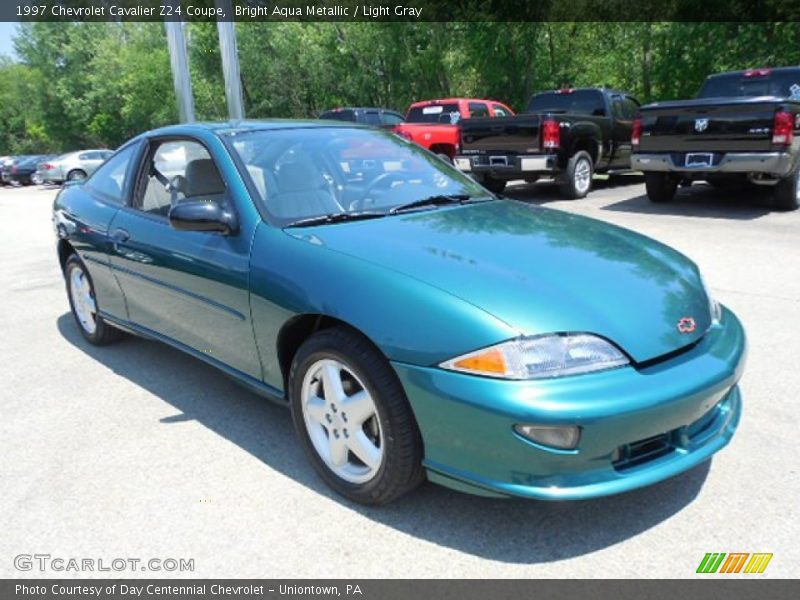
xmin=2 ymin=21 xmax=800 ymax=153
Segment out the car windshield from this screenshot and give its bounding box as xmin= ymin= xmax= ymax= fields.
xmin=405 ymin=103 xmax=461 ymax=124
xmin=226 ymin=126 xmax=488 ymax=226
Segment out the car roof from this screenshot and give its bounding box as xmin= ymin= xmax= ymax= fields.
xmin=408 ymin=98 xmax=507 ymax=107
xmin=143 ymin=119 xmax=373 ymax=139
xmin=321 ymin=107 xmax=401 ymax=112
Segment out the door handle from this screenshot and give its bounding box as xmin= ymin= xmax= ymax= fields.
xmin=110 ymin=228 xmax=130 ymax=252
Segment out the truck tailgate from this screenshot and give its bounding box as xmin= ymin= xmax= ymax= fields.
xmin=639 ymin=96 xmax=784 ymax=153
xmin=460 ymin=115 xmax=541 ymax=154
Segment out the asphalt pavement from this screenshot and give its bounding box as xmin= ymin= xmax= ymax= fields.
xmin=0 ymin=177 xmax=797 ymax=578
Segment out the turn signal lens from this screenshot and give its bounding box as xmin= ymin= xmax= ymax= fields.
xmin=451 ymin=348 xmax=507 ymax=376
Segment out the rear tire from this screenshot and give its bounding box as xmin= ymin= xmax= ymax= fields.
xmin=773 ymin=165 xmax=800 ymax=211
xmin=559 ymin=150 xmax=594 ymax=199
xmin=289 ymin=327 xmax=424 ymax=505
xmin=65 ymin=254 xmax=124 ymax=345
xmin=480 ymin=175 xmax=506 ymax=194
xmin=644 ymin=172 xmax=679 ymax=203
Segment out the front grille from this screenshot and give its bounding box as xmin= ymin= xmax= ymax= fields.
xmin=613 ymin=433 xmax=675 ymax=471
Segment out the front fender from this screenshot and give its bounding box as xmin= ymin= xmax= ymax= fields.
xmin=248 ymin=223 xmax=518 ymax=391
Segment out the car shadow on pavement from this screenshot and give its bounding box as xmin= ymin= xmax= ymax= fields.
xmin=58 ymin=313 xmax=711 ymax=565
xmin=601 ymin=184 xmax=776 ymax=220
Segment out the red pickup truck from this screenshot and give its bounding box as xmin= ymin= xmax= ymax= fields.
xmin=393 ymin=98 xmax=514 ymax=160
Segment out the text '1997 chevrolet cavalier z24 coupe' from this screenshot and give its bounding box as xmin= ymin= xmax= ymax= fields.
xmin=53 ymin=121 xmax=746 ymax=504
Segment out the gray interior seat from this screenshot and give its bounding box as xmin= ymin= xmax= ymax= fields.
xmin=271 ymin=159 xmax=338 ymax=218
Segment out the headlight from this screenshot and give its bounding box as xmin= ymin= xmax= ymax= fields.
xmin=439 ymin=334 xmax=629 ymax=380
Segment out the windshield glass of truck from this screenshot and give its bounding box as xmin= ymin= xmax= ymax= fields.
xmin=526 ymin=90 xmax=605 ymax=115
xmin=406 ymin=104 xmax=461 ymax=124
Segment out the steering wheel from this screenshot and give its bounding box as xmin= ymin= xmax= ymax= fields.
xmin=355 ymin=172 xmax=407 ymax=211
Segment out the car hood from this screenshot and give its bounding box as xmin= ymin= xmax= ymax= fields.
xmin=288 ymin=200 xmax=712 ymax=363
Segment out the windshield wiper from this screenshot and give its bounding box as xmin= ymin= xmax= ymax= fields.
xmin=389 ymin=194 xmax=486 ymax=215
xmin=285 ymin=211 xmax=387 ymax=228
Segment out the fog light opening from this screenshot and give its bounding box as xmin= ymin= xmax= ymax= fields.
xmin=514 ymin=424 xmax=581 ymax=450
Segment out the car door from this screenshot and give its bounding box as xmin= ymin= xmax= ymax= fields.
xmin=107 ymin=135 xmax=262 ymax=379
xmin=609 ymin=94 xmax=638 ymax=168
xmin=79 ymin=151 xmax=107 ymax=176
xmin=55 ymin=143 xmax=142 ymax=320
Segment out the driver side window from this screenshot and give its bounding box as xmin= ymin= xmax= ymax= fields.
xmin=135 ymin=139 xmax=225 ymax=218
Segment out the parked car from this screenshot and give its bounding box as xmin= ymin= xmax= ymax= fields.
xmin=1 ymin=156 xmax=35 ymax=185
xmin=39 ymin=149 xmax=113 ymax=184
xmin=393 ymin=98 xmax=514 ymax=160
xmin=632 ymin=66 xmax=800 ymax=210
xmin=3 ymin=154 xmax=51 ymax=185
xmin=319 ymin=107 xmax=405 ymax=129
xmin=54 ymin=121 xmax=745 ymax=505
xmin=454 ymin=87 xmax=639 ymax=196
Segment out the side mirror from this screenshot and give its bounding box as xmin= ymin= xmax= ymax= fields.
xmin=168 ymin=200 xmax=237 ymax=235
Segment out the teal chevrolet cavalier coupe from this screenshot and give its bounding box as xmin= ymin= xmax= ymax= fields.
xmin=53 ymin=121 xmax=746 ymax=504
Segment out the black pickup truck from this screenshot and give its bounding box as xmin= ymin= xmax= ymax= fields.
xmin=454 ymin=88 xmax=639 ymax=198
xmin=632 ymin=67 xmax=800 ymax=211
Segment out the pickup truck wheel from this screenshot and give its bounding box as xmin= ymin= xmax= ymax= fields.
xmin=644 ymin=172 xmax=679 ymax=203
xmin=480 ymin=175 xmax=506 ymax=194
xmin=289 ymin=327 xmax=425 ymax=505
xmin=773 ymin=165 xmax=800 ymax=211
xmin=560 ymin=151 xmax=594 ymax=199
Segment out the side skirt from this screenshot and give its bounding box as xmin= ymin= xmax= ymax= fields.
xmin=100 ymin=311 xmax=288 ymax=406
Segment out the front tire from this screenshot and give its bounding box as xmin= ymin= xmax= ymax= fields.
xmin=559 ymin=150 xmax=594 ymax=199
xmin=289 ymin=327 xmax=424 ymax=505
xmin=644 ymin=172 xmax=679 ymax=203
xmin=773 ymin=164 xmax=800 ymax=211
xmin=65 ymin=254 xmax=123 ymax=345
xmin=67 ymin=169 xmax=87 ymax=182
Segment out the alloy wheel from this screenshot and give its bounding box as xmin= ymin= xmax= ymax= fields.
xmin=69 ymin=265 xmax=97 ymax=335
xmin=301 ymin=359 xmax=384 ymax=484
xmin=574 ymin=158 xmax=592 ymax=194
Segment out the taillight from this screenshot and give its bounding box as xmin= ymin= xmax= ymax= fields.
xmin=772 ymin=111 xmax=794 ymax=146
xmin=632 ymin=117 xmax=643 ymax=147
xmin=542 ymin=118 xmax=560 ymax=150
xmin=11 ymin=165 xmax=17 ymax=173
xmin=42 ymin=164 xmax=53 ymax=170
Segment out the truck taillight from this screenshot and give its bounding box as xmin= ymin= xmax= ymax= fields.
xmin=772 ymin=111 xmax=794 ymax=146
xmin=542 ymin=119 xmax=560 ymax=150
xmin=632 ymin=117 xmax=643 ymax=147
xmin=744 ymin=68 xmax=772 ymax=78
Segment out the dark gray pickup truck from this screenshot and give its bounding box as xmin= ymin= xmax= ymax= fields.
xmin=633 ymin=67 xmax=800 ymax=210
xmin=454 ymin=88 xmax=639 ymax=198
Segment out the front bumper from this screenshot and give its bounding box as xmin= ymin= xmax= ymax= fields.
xmin=393 ymin=306 xmax=746 ymax=500
xmin=455 ymin=154 xmax=559 ymax=178
xmin=632 ymin=151 xmax=794 ymax=176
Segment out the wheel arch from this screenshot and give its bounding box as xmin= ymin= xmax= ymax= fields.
xmin=276 ymin=313 xmax=381 ymax=391
xmin=428 ymin=143 xmax=456 ymax=159
xmin=57 ymin=238 xmax=76 ymax=273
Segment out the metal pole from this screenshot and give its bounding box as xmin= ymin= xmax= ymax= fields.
xmin=164 ymin=18 xmax=195 ymax=123
xmin=216 ymin=0 xmax=245 ymax=121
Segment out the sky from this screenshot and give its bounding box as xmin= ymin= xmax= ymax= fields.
xmin=0 ymin=22 xmax=19 ymax=59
